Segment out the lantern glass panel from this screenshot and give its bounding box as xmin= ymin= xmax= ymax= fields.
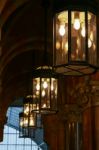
xmin=88 ymin=12 xmax=97 ymax=65
xmin=24 ymin=116 xmax=28 ymax=127
xmin=55 ymin=11 xmax=68 ymax=65
xmin=20 ymin=116 xmax=24 ymax=127
xmin=51 ymin=78 xmax=57 ymax=109
xmin=22 ymin=128 xmax=29 ymax=137
xmin=33 ymin=77 xmax=40 ymax=111
xmin=71 ymin=11 xmax=85 ymax=61
xmin=24 ymin=103 xmax=29 ymax=115
xmin=41 ymin=78 xmax=50 ymax=109
xmin=29 ymin=113 xmax=36 ymax=127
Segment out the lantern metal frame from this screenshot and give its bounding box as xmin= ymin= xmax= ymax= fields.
xmin=19 ymin=95 xmax=43 ymax=138
xmin=19 ymin=96 xmax=37 ymax=138
xmin=53 ymin=0 xmax=98 ymax=76
xmin=19 ymin=112 xmax=36 ymax=138
xmin=32 ymin=66 xmax=58 ymax=114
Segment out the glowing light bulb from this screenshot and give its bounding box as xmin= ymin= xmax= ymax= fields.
xmin=42 ymin=90 xmax=45 ymax=97
xmin=64 ymin=42 xmax=68 ymax=53
xmin=20 ymin=120 xmax=23 ymax=127
xmin=81 ymin=26 xmax=85 ymax=37
xmin=88 ymin=38 xmax=92 ymax=48
xmin=73 ymin=19 xmax=80 ymax=30
xmin=43 ymin=81 xmax=48 ymax=88
xmin=47 ymin=78 xmax=50 ymax=82
xmin=42 ymin=103 xmax=46 ymax=108
xmin=51 ymin=84 xmax=54 ymax=91
xmin=90 ymin=32 xmax=94 ymax=41
xmin=24 ymin=106 xmax=29 ymax=115
xmin=59 ymin=25 xmax=65 ymax=36
xmin=37 ymin=105 xmax=39 ymax=110
xmin=36 ymin=91 xmax=39 ymax=96
xmin=36 ymin=83 xmax=40 ymax=90
xmin=33 ymin=94 xmax=36 ymax=98
xmin=55 ymin=89 xmax=57 ymax=95
xmin=30 ymin=117 xmax=34 ymax=126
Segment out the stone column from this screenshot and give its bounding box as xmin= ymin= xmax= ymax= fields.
xmin=61 ymin=104 xmax=82 ymax=150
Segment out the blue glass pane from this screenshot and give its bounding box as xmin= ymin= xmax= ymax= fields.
xmin=24 ymin=138 xmax=31 ymax=144
xmin=8 ymin=134 xmax=16 ymax=144
xmin=8 ymin=145 xmax=16 ymax=150
xmin=0 ymin=145 xmax=7 ymax=150
xmin=16 ymin=145 xmax=24 ymax=150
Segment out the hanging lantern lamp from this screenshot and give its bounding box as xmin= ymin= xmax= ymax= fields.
xmin=32 ymin=0 xmax=58 ymax=114
xmin=32 ymin=66 xmax=58 ymax=114
xmin=19 ymin=112 xmax=36 ymax=138
xmin=19 ymin=95 xmax=37 ymax=138
xmin=53 ymin=0 xmax=98 ymax=76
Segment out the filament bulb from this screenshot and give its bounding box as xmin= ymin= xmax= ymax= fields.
xmin=88 ymin=38 xmax=92 ymax=48
xmin=36 ymin=83 xmax=40 ymax=90
xmin=30 ymin=117 xmax=34 ymax=126
xmin=20 ymin=120 xmax=23 ymax=127
xmin=51 ymin=84 xmax=54 ymax=91
xmin=56 ymin=41 xmax=60 ymax=50
xmin=43 ymin=81 xmax=48 ymax=88
xmin=24 ymin=106 xmax=29 ymax=115
xmin=59 ymin=25 xmax=65 ymax=36
xmin=73 ymin=18 xmax=80 ymax=30
xmin=90 ymin=32 xmax=94 ymax=41
xmin=42 ymin=103 xmax=46 ymax=108
xmin=42 ymin=90 xmax=46 ymax=97
xmin=81 ymin=26 xmax=85 ymax=37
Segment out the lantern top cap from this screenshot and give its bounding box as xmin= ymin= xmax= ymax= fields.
xmin=19 ymin=112 xmax=24 ymax=117
xmin=33 ymin=65 xmax=58 ymax=78
xmin=53 ymin=0 xmax=98 ymax=13
xmin=24 ymin=95 xmax=33 ymax=103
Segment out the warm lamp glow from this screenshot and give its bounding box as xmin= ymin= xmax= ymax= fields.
xmin=42 ymin=90 xmax=46 ymax=97
xmin=81 ymin=26 xmax=86 ymax=37
xmin=42 ymin=103 xmax=46 ymax=108
xmin=51 ymin=84 xmax=54 ymax=91
xmin=24 ymin=118 xmax=28 ymax=127
xmin=36 ymin=83 xmax=40 ymax=90
xmin=43 ymin=81 xmax=48 ymax=88
xmin=88 ymin=38 xmax=92 ymax=48
xmin=36 ymin=91 xmax=39 ymax=96
xmin=56 ymin=41 xmax=60 ymax=49
xmin=24 ymin=105 xmax=29 ymax=115
xmin=73 ymin=18 xmax=80 ymax=30
xmin=20 ymin=120 xmax=23 ymax=127
xmin=30 ymin=116 xmax=34 ymax=126
xmin=53 ymin=7 xmax=97 ymax=75
xmin=90 ymin=32 xmax=94 ymax=41
xmin=32 ymin=66 xmax=58 ymax=114
xmin=59 ymin=25 xmax=65 ymax=36
xmin=64 ymin=42 xmax=68 ymax=53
